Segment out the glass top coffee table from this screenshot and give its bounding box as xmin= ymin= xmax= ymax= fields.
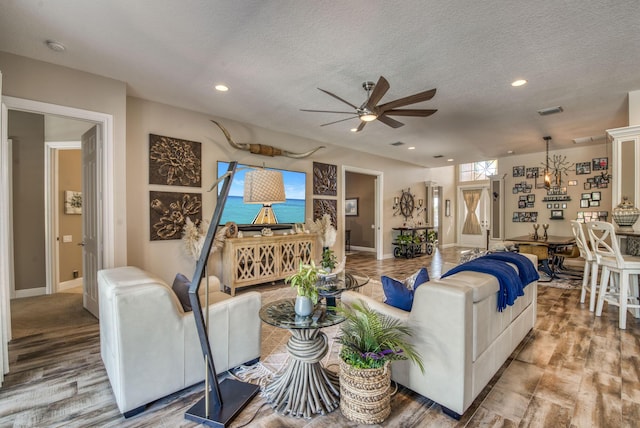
xmin=259 ymin=299 xmax=345 ymax=418
xmin=316 ymin=270 xmax=369 ymax=309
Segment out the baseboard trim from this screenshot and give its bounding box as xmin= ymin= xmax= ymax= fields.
xmin=350 ymin=245 xmax=375 ymax=253
xmin=58 ymin=277 xmax=83 ymax=292
xmin=14 ymin=287 xmax=46 ymax=299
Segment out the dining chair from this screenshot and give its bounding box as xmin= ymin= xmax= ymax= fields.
xmin=585 ymin=221 xmax=640 ymax=329
xmin=570 ymin=220 xmax=599 ymax=311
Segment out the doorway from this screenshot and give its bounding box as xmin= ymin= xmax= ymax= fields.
xmin=1 ymin=96 xmax=115 ymax=345
xmin=457 ymin=184 xmax=490 ymax=248
xmin=342 ymin=165 xmax=383 ymax=260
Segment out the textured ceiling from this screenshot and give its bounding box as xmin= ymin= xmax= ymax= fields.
xmin=1 ymin=1 xmax=639 ymax=167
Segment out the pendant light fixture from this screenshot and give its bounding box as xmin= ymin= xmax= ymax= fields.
xmin=543 ymin=136 xmax=552 ymax=190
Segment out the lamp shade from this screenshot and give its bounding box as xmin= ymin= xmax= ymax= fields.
xmin=243 ymin=169 xmax=286 ymax=204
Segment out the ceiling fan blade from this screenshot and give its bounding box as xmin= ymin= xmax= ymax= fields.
xmin=378 ymin=88 xmax=437 ymax=112
xmin=355 ymin=121 xmax=367 ymax=132
xmin=318 ymin=88 xmax=358 ymax=109
xmin=365 ymin=76 xmax=390 ymax=110
xmin=320 ymin=116 xmax=359 ymax=127
xmin=300 ymin=109 xmax=357 ymax=114
xmin=383 ymin=109 xmax=438 ymax=117
xmin=377 ymin=114 xmax=405 ymax=128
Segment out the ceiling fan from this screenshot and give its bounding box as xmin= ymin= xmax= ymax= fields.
xmin=301 ymin=76 xmax=437 ymax=132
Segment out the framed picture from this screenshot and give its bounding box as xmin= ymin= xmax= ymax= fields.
xmin=519 ymin=195 xmax=527 ymax=201
xmin=64 ymin=190 xmax=82 ymax=214
xmin=445 ymin=199 xmax=451 ymax=217
xmin=576 ymin=162 xmax=591 ymax=175
xmin=580 ymin=199 xmax=589 ymax=208
xmin=527 ymin=194 xmax=535 ymax=203
xmin=568 ymin=180 xmax=577 ymax=186
xmin=592 ymin=191 xmax=601 ymax=201
xmin=562 ymin=203 xmax=567 ymax=209
xmin=554 ymin=203 xmax=560 ymax=209
xmin=518 ymin=200 xmax=526 ymax=209
xmin=592 ymin=157 xmax=608 ymax=171
xmin=513 ymin=165 xmax=525 ymax=177
xmin=581 ymin=193 xmax=592 ymax=199
xmin=590 ymin=200 xmax=600 ymax=207
xmin=551 ymin=210 xmax=564 ymax=219
xmin=526 ymin=167 xmax=539 ymax=179
xmin=547 ymin=203 xmax=552 ymax=209
xmin=345 ymin=197 xmax=358 ymax=216
xmin=584 ymin=182 xmax=592 ymax=190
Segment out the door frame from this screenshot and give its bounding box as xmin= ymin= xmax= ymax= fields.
xmin=341 ymin=165 xmax=383 ymax=260
xmin=1 ymin=96 xmax=114 ymax=327
xmin=45 ymin=141 xmax=82 ymax=295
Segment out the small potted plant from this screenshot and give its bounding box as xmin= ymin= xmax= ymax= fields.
xmin=321 ymin=247 xmax=337 ymax=272
xmin=285 ymin=261 xmax=323 ymax=317
xmin=336 ymin=300 xmax=424 ymax=424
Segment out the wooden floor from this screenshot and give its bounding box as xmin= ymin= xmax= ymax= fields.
xmin=1 ymin=247 xmax=640 ymax=427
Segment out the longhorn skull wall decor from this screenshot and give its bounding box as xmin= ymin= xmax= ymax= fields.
xmin=210 ymin=120 xmax=325 ymax=159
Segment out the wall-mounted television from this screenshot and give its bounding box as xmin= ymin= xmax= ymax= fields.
xmin=217 ymin=161 xmax=306 ymax=230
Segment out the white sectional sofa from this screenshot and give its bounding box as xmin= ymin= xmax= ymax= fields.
xmin=341 ymin=253 xmax=538 ymax=418
xmin=98 ymin=266 xmax=261 ymax=417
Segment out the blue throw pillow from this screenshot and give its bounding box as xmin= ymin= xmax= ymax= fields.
xmin=381 ymin=268 xmax=429 ymax=311
xmin=172 ymin=273 xmax=192 ymax=312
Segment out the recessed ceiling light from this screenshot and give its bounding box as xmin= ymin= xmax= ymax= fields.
xmin=350 ymin=128 xmax=358 ymax=132
xmin=214 ymin=84 xmax=229 ymax=92
xmin=408 ymin=146 xmax=415 ymax=150
xmin=447 ymin=158 xmax=454 ymax=162
xmin=511 ymin=79 xmax=527 ymax=87
xmin=45 ymin=40 xmax=66 ymax=52
xmin=507 ymin=150 xmax=514 ymax=154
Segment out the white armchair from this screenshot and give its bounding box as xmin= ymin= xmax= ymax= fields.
xmin=98 ymin=266 xmax=261 ymax=416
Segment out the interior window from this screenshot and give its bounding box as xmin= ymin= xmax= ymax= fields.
xmin=459 ymin=160 xmax=497 ymax=181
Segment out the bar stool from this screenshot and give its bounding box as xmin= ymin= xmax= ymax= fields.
xmin=585 ymin=221 xmax=640 ymax=329
xmin=570 ymin=220 xmax=599 ymax=311
xmin=518 ymin=243 xmax=553 ymax=280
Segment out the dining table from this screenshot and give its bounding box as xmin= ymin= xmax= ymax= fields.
xmin=506 ymin=235 xmax=576 ymax=278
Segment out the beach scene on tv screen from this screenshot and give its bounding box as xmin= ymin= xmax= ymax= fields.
xmin=218 ymin=162 xmax=306 ymax=224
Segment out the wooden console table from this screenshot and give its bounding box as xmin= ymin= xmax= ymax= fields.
xmin=222 ymin=233 xmax=317 ymax=295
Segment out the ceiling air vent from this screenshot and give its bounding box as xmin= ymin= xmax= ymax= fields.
xmin=390 ymin=141 xmax=405 ymax=147
xmin=433 ymin=155 xmax=444 ymax=158
xmin=537 ymin=106 xmax=564 ymax=116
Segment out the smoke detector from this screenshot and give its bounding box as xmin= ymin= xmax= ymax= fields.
xmin=45 ymin=40 xmax=66 ymax=52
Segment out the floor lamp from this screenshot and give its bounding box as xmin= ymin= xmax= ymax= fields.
xmin=185 ymin=161 xmax=260 ymax=427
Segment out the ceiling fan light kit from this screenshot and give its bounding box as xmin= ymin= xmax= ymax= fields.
xmin=301 ymin=76 xmax=437 ymax=132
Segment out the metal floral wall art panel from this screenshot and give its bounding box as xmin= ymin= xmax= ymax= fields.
xmin=313 ymin=198 xmax=337 ymax=227
xmin=149 ymin=134 xmax=202 ymax=187
xmin=149 ymin=191 xmax=202 ymax=241
xmin=313 ymin=162 xmax=337 ymax=196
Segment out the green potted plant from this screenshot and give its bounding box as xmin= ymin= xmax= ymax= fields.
xmin=336 ymin=300 xmax=424 ymax=424
xmin=285 ymin=261 xmax=322 ymax=316
xmin=321 ymin=247 xmax=337 ymax=272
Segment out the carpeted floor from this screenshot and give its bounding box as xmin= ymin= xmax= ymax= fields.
xmin=10 ymin=288 xmax=96 ymax=339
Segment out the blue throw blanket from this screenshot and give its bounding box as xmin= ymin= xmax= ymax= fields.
xmin=441 ymin=258 xmax=525 ymax=311
xmin=482 ymin=252 xmax=540 ymax=285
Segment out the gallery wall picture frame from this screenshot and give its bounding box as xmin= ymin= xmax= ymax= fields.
xmin=562 ymin=203 xmax=567 ymax=209
xmin=149 ymin=134 xmax=202 ymax=187
xmin=591 ymin=191 xmax=601 ymax=201
xmin=64 ymin=190 xmax=82 ymax=214
xmin=580 ymin=199 xmax=590 ymax=208
xmin=584 ymin=182 xmax=592 ymax=190
xmin=312 ymin=162 xmax=337 ymax=196
xmin=568 ymin=180 xmax=577 ymax=186
xmin=576 ymin=162 xmax=591 ymax=175
xmin=592 ymin=157 xmax=608 ymax=171
xmin=551 ymin=210 xmax=564 ymax=219
xmin=445 ymin=199 xmax=451 ymax=217
xmin=513 ymin=165 xmax=525 ymax=177
xmin=581 ymin=193 xmax=591 ymax=200
xmin=526 ymin=167 xmax=539 ymax=179
xmin=547 ymin=203 xmax=552 ymax=209
xmin=345 ymin=197 xmax=358 ymax=216
xmin=149 ymin=191 xmax=202 ymax=241
xmin=590 ymin=200 xmax=600 ymax=207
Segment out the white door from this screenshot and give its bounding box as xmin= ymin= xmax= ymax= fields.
xmin=458 ymin=185 xmax=490 ymax=248
xmin=82 ymin=126 xmax=100 ymax=318
xmin=0 ymin=71 xmax=10 ymax=384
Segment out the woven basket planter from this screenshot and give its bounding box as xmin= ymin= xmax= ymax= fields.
xmin=339 ymin=359 xmax=391 ymax=424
